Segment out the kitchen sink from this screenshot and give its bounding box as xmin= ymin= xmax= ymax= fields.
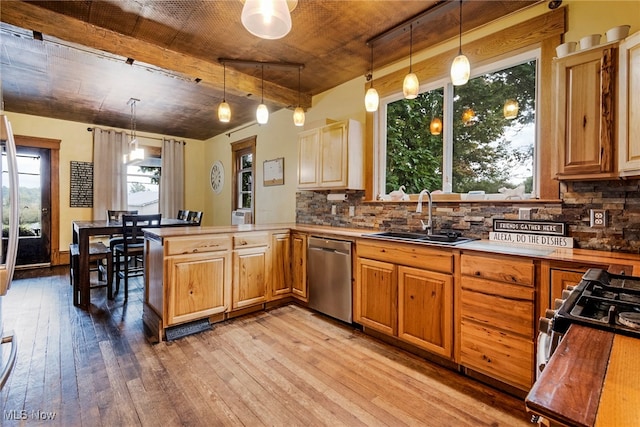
xmin=363 ymin=230 xmax=475 ymax=245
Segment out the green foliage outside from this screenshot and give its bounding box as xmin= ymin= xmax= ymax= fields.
xmin=386 ymin=60 xmax=536 ymax=195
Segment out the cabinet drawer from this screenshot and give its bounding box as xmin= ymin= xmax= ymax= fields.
xmin=460 ymin=319 xmax=534 ymax=390
xmin=357 ymin=241 xmax=453 ymax=274
xmin=233 ymin=232 xmax=269 ymax=249
xmin=461 ymin=278 xmax=535 ymax=338
xmin=461 ymin=254 xmax=533 ymax=286
xmin=165 ymin=235 xmax=231 ymax=255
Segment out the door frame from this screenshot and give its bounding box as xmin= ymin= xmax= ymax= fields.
xmin=14 ymin=135 xmax=60 ymax=266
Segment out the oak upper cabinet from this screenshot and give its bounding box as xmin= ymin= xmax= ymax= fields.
xmin=355 ymin=240 xmax=454 ymax=358
xmin=554 ymin=44 xmax=617 ymax=179
xmin=270 ymin=232 xmax=291 ymax=300
xmin=163 ymin=235 xmax=232 ymax=327
xmin=459 ymin=253 xmax=535 ymax=391
xmin=232 ymin=232 xmax=269 ymax=310
xmin=297 ymin=119 xmax=364 ymax=190
xmin=291 ymin=232 xmax=308 ymax=301
xmin=618 ymin=31 xmax=640 ymax=176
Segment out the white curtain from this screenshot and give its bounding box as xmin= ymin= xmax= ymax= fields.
xmin=160 ymin=138 xmax=185 ymax=218
xmin=92 ymin=128 xmax=128 ymax=220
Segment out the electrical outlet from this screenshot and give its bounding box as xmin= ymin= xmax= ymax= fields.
xmin=519 ymin=208 xmax=532 ymax=220
xmin=349 ymin=206 xmax=355 ymax=217
xmin=590 ymin=209 xmax=607 ymax=228
xmin=331 ymin=205 xmax=337 ymax=215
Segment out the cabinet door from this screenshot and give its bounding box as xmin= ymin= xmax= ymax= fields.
xmin=355 ymin=257 xmax=396 ymax=335
xmin=291 ymin=232 xmax=308 ymax=300
xmin=550 ymin=268 xmax=584 ymax=304
xmin=165 ymin=251 xmax=230 ymax=326
xmin=398 ymin=266 xmax=453 ymax=358
xmin=270 ymin=232 xmax=291 ymax=300
xmin=618 ymin=32 xmax=640 ymax=175
xmin=554 ymin=46 xmax=616 ymax=176
xmin=232 ymin=246 xmax=268 ymax=309
xmin=319 ymin=122 xmax=348 ymax=187
xmin=297 ymin=129 xmax=319 ymax=188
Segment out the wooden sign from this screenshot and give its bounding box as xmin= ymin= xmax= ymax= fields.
xmin=493 ymin=219 xmax=566 ymax=236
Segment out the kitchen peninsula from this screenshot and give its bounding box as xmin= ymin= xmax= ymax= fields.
xmin=143 ymin=224 xmax=640 ymax=402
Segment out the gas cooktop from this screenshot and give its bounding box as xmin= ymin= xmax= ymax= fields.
xmin=553 ymin=269 xmax=640 ymax=337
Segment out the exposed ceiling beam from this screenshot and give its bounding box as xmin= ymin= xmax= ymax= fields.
xmin=0 ymin=0 xmax=312 ymax=109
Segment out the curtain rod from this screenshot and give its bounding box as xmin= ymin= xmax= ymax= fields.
xmin=87 ymin=126 xmax=186 ymax=144
xmin=225 ymin=121 xmax=259 ymax=138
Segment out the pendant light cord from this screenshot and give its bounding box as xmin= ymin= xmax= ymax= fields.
xmin=261 ymin=64 xmax=264 ymax=103
xmin=298 ymin=66 xmax=301 ymax=107
xmin=222 ymin=62 xmax=227 ymax=102
xmin=458 ymin=0 xmax=463 ymax=55
xmin=409 ymin=23 xmax=413 ymax=73
xmin=369 ymin=45 xmax=375 ymax=88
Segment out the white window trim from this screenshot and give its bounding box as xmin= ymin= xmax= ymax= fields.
xmin=375 ymin=48 xmax=541 ymax=198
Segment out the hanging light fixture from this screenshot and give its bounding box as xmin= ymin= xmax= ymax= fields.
xmin=403 ymin=23 xmax=419 ymax=99
xmin=293 ymin=66 xmax=305 ymax=126
xmin=429 ymin=117 xmax=443 ymax=135
xmin=256 ymin=65 xmax=269 ymax=124
xmin=123 ymin=98 xmax=144 ymax=165
xmin=241 ymin=0 xmax=297 ymax=40
xmin=450 ymin=0 xmax=470 ymax=86
xmin=503 ymin=99 xmax=519 ymax=120
xmin=364 ymin=44 xmax=379 ymax=112
xmin=218 ymin=62 xmax=231 ymax=123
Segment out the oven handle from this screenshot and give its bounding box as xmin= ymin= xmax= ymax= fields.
xmin=536 ymin=331 xmax=551 ymax=377
xmin=0 ymin=330 xmax=17 ymax=389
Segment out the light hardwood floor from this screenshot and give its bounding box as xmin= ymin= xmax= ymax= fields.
xmin=1 ymin=267 xmax=530 ymax=426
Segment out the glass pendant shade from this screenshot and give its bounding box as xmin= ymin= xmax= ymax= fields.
xmin=293 ymin=106 xmax=305 ymax=126
xmin=129 ymin=145 xmax=145 ymax=162
xmin=241 ymin=0 xmax=292 ymax=40
xmin=218 ymin=101 xmax=231 ymax=123
xmin=503 ymin=99 xmax=519 ymax=119
xmin=429 ymin=117 xmax=443 ymax=135
xmin=365 ymin=87 xmax=379 ymax=112
xmin=256 ymin=103 xmax=269 ymax=124
xmin=403 ymin=72 xmax=420 ymax=99
xmin=451 ymin=54 xmax=470 ymax=86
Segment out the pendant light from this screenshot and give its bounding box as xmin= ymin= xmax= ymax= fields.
xmin=503 ymin=99 xmax=519 ymax=120
xmin=364 ymin=44 xmax=379 ymax=112
xmin=241 ymin=0 xmax=296 ymax=40
xmin=429 ymin=117 xmax=443 ymax=135
xmin=218 ymin=62 xmax=231 ymax=123
xmin=293 ymin=66 xmax=305 ymax=126
xmin=256 ymin=65 xmax=269 ymax=124
xmin=450 ymin=0 xmax=470 ymax=86
xmin=124 ymin=98 xmax=144 ymax=164
xmin=403 ymin=23 xmax=419 ymax=99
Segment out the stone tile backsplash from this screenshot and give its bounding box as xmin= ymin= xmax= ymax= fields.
xmin=295 ymin=179 xmax=640 ymax=253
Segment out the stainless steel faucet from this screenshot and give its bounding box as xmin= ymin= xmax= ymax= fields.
xmin=416 ymin=189 xmax=433 ymax=234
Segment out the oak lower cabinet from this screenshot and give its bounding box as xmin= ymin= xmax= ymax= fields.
xmin=355 ymin=240 xmax=454 ymax=359
xmin=459 ymin=253 xmax=535 ymax=391
xmin=291 ymin=232 xmax=308 ymax=301
xmin=270 ymin=232 xmax=291 ymax=300
xmin=232 ymin=232 xmax=270 ymax=309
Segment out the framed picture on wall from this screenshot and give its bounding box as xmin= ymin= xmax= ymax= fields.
xmin=263 ymin=157 xmax=284 ymax=186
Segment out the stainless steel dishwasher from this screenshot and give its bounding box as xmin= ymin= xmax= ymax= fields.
xmin=307 ymin=236 xmax=352 ymax=323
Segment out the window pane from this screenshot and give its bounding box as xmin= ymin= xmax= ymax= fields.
xmin=452 ymin=60 xmax=536 ymax=193
xmin=240 ymin=170 xmax=252 ymax=192
xmin=241 ymin=192 xmax=252 ymax=209
xmin=385 ymin=88 xmax=444 ymax=194
xmin=241 ymin=153 xmax=252 ymax=169
xmin=127 ymin=165 xmax=160 ymax=212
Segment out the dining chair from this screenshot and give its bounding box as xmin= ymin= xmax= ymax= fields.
xmin=69 ymin=241 xmax=114 ymax=305
xmin=106 ymin=209 xmax=138 ymax=287
xmin=113 ymin=213 xmax=161 ymax=302
xmin=177 ymin=209 xmax=190 ymax=220
xmin=186 ymin=211 xmax=203 ymax=225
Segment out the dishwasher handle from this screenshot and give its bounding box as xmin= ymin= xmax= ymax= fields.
xmin=308 ymin=236 xmax=352 ymax=255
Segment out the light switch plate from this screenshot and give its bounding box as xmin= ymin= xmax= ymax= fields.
xmin=590 ymin=209 xmax=607 ymax=228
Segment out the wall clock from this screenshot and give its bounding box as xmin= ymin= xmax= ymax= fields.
xmin=210 ymin=160 xmax=224 ymax=194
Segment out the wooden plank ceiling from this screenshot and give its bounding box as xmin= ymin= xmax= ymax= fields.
xmin=0 ymin=0 xmax=542 ymax=140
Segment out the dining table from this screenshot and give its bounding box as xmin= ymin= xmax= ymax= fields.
xmin=72 ymin=218 xmax=192 ymax=309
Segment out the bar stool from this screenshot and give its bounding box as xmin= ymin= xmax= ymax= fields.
xmin=69 ymin=241 xmax=113 ymax=306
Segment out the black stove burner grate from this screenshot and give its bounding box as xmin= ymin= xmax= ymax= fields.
xmin=553 ymin=268 xmax=640 ymax=338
